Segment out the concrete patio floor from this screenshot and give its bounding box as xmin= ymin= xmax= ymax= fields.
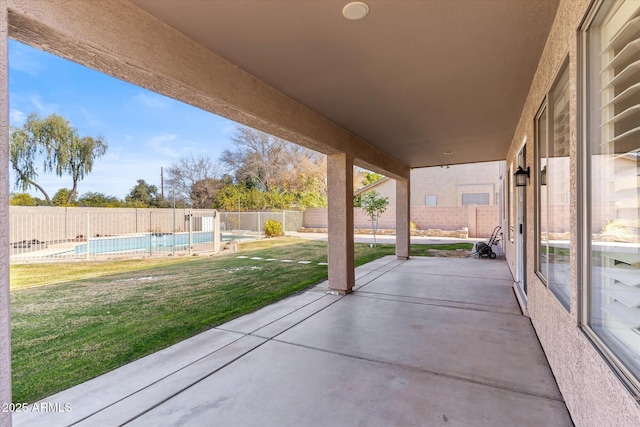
xmin=15 ymin=256 xmax=572 ymax=427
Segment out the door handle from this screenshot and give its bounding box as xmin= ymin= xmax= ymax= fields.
xmin=519 ymin=224 xmax=523 ymax=234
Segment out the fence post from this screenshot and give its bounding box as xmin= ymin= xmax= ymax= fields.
xmin=258 ymin=212 xmax=261 ymax=237
xmin=86 ymin=212 xmax=90 ymax=260
xmin=188 ymin=210 xmax=193 ymax=255
xmin=214 ymin=210 xmax=221 ymax=253
xmin=149 ymin=211 xmax=153 ymax=255
xmin=282 ymin=210 xmax=286 ymax=234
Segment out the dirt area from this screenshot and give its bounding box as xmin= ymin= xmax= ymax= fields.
xmin=428 ymin=249 xmax=471 ymax=258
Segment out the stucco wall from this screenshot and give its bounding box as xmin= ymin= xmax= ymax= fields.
xmin=504 ymin=0 xmax=640 ymax=425
xmin=411 ymin=162 xmax=502 ymax=206
xmin=360 ymin=162 xmax=503 ymax=207
xmin=303 ymin=205 xmax=500 ymax=238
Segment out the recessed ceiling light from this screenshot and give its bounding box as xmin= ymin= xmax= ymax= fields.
xmin=343 ymin=2 xmax=369 ymax=20
xmin=443 ymin=151 xmax=454 ymax=155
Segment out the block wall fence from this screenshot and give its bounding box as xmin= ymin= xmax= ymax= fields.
xmin=303 ymin=205 xmax=501 ymax=238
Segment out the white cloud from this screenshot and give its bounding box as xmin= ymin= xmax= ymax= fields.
xmin=29 ymin=94 xmax=58 ymax=115
xmin=146 ymin=133 xmax=181 ymax=158
xmin=133 ymin=93 xmax=169 ymax=109
xmin=9 ymin=109 xmax=26 ymax=126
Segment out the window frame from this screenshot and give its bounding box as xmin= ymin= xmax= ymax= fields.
xmin=579 ymin=0 xmax=640 ymax=397
xmin=425 ymin=195 xmax=437 ymax=206
xmin=534 ymin=57 xmax=571 ymax=311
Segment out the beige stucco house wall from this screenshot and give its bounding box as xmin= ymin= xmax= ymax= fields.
xmin=503 ymin=0 xmax=640 ymax=425
xmin=355 ymin=161 xmax=503 ymax=207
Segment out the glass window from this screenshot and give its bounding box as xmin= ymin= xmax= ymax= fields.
xmin=586 ymin=0 xmax=640 ymax=385
xmin=536 ymin=62 xmax=571 ymax=310
xmin=462 ymin=193 xmax=489 ymax=205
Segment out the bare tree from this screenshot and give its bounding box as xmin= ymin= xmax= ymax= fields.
xmin=221 ymin=126 xmax=295 ymax=191
xmin=165 ymin=154 xmax=223 ymax=206
xmin=221 ymin=126 xmax=326 ymax=196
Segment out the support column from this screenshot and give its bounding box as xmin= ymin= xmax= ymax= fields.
xmin=0 ymin=2 xmax=13 ymax=425
xmin=327 ymin=153 xmax=354 ymax=294
xmin=396 ymin=177 xmax=410 ymax=260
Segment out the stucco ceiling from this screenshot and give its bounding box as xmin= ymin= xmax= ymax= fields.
xmin=131 ymin=0 xmax=559 ymax=168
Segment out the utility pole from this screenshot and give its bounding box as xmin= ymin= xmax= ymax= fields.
xmin=160 ymin=167 xmax=164 ymax=200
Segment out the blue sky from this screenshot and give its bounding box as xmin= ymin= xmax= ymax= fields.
xmin=8 ymin=39 xmax=239 ymax=199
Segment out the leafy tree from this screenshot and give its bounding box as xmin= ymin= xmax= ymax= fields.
xmin=9 ymin=193 xmax=36 ymax=206
xmin=9 ymin=112 xmax=107 ymax=205
xmin=77 ymin=192 xmax=124 ymax=207
xmin=212 ymin=183 xmax=246 ymax=211
xmin=125 ymin=179 xmax=160 ymax=207
xmin=52 ymin=188 xmax=76 ymax=207
xmin=360 ymin=190 xmax=389 ymax=247
xmin=354 ymin=170 xmax=385 ymax=207
xmin=165 ymin=155 xmax=223 ymax=206
xmin=212 ymin=183 xmax=297 ymax=211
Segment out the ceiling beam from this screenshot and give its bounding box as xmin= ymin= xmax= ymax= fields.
xmin=6 ymin=0 xmax=409 ymax=180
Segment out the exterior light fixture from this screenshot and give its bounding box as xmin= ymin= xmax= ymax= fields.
xmin=343 ymin=2 xmax=369 ymax=20
xmin=540 ymin=165 xmax=547 ymax=186
xmin=514 ymin=166 xmax=530 ymax=187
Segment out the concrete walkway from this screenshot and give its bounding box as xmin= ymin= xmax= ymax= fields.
xmin=14 ymin=256 xmax=572 ymax=426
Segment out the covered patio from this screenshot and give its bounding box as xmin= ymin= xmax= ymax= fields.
xmin=14 ymin=256 xmax=572 ymax=426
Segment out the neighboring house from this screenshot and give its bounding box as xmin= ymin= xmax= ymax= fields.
xmin=354 ymin=161 xmax=504 ymax=207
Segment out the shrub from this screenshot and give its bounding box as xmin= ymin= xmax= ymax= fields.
xmin=264 ymin=219 xmax=284 ymax=238
xmin=410 ymin=220 xmax=418 ymax=231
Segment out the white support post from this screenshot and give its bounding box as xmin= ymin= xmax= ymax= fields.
xmin=258 ymin=212 xmax=261 ymax=237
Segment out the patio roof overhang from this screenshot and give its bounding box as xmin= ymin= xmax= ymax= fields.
xmin=129 ymin=0 xmax=559 ymax=169
xmin=5 ymin=0 xmax=558 ymax=178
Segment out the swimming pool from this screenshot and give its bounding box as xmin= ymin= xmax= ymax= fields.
xmin=74 ymin=232 xmax=251 ymax=255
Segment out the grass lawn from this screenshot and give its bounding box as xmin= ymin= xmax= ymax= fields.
xmin=10 ymin=237 xmax=472 ymax=403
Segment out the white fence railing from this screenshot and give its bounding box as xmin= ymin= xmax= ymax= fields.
xmin=9 ymin=207 xmax=303 ymax=263
xmin=219 ymin=211 xmax=303 ymax=235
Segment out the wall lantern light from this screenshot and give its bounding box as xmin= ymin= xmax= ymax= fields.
xmin=540 ymin=165 xmax=547 ymax=186
xmin=514 ymin=166 xmax=530 ymax=187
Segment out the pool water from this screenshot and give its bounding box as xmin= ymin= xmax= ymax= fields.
xmin=74 ymin=232 xmax=246 ymax=255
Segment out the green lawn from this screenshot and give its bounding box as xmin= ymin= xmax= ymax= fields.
xmin=10 ymin=238 xmax=472 ymax=403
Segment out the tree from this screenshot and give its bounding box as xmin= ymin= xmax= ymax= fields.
xmin=360 ymin=190 xmax=389 ymax=247
xmin=77 ymin=192 xmax=124 ymax=207
xmin=220 ymin=126 xmax=327 ymax=208
xmin=125 ymin=179 xmax=160 ymax=207
xmin=354 ymin=170 xmax=384 ymax=207
xmin=165 ymin=155 xmax=223 ymax=206
xmin=9 ymin=193 xmax=36 ymax=206
xmin=52 ymin=188 xmax=76 ymax=207
xmin=190 ymin=178 xmax=223 ymax=209
xmin=9 ymin=112 xmax=108 ymax=205
xmin=221 ymin=126 xmax=291 ymax=191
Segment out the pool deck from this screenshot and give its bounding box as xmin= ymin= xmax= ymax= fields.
xmin=14 ymin=255 xmax=572 ymax=426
